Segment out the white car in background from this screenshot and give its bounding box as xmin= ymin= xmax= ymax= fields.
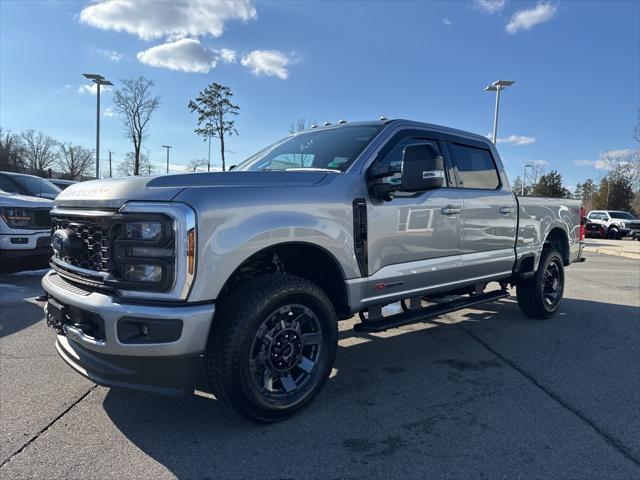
xmin=586 ymin=210 xmax=640 ymax=240
xmin=0 ymin=191 xmax=53 ymax=262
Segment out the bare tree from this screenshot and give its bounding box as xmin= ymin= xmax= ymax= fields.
xmin=288 ymin=117 xmax=316 ymax=134
xmin=525 ymin=163 xmax=545 ymax=190
xmin=116 ymin=152 xmax=154 ymax=177
xmin=20 ymin=130 xmax=58 ymax=175
xmin=187 ymin=158 xmax=208 ymax=172
xmin=0 ymin=128 xmax=26 ymax=172
xmin=113 ymin=77 xmax=160 ymax=176
xmin=188 ymin=82 xmax=239 ymax=172
xmin=599 ymin=149 xmax=640 ymax=188
xmin=57 ymin=143 xmax=94 ymax=180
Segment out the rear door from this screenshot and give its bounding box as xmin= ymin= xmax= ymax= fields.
xmin=445 ymin=140 xmax=517 ymax=280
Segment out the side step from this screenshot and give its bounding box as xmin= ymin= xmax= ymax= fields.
xmin=353 ymin=290 xmax=509 ymax=333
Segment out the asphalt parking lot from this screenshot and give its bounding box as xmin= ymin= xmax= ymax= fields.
xmin=1 ymin=252 xmax=639 ymax=479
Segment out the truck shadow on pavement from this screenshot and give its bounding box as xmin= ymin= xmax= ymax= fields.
xmin=101 ymin=296 xmax=640 ymax=479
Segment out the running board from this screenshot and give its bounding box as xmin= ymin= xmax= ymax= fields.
xmin=353 ymin=290 xmax=510 ymax=333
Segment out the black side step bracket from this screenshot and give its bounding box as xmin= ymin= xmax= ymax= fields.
xmin=353 ymin=290 xmax=509 ymax=333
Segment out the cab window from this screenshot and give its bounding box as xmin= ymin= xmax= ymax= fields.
xmin=448 ymin=143 xmax=500 ymax=190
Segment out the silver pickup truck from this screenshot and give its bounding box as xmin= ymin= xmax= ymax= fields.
xmin=42 ymin=119 xmax=584 ymax=421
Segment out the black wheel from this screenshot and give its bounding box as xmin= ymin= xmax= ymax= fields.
xmin=517 ymin=248 xmax=565 ymax=319
xmin=607 ymin=228 xmax=620 ymax=240
xmin=207 ymin=274 xmax=337 ymax=422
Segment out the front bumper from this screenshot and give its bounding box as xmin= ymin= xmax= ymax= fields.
xmin=42 ymin=270 xmax=215 ymax=395
xmin=0 ymin=231 xmax=51 ymax=258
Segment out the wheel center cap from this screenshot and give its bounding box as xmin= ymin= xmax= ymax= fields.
xmin=268 ymin=328 xmax=303 ymax=372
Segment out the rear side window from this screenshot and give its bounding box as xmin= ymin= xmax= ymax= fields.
xmin=448 ymin=143 xmax=500 ymax=190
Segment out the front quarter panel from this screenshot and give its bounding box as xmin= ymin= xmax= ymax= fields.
xmin=174 ymin=174 xmax=362 ymax=302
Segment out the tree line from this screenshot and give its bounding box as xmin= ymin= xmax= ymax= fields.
xmin=0 ymin=128 xmax=95 ymax=180
xmin=510 ymin=148 xmax=640 ymax=214
xmin=0 ymin=76 xmax=239 ymax=179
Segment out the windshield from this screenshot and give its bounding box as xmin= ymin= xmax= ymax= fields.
xmin=235 ymin=125 xmax=384 ymax=172
xmin=13 ymin=175 xmax=61 ymax=197
xmin=609 ymin=211 xmax=636 ymax=220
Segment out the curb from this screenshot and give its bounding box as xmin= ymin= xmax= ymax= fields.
xmin=583 ymin=246 xmax=640 ymax=260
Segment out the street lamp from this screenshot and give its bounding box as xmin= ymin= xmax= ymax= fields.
xmin=82 ymin=73 xmax=113 ymax=179
xmin=521 ymin=163 xmax=533 ymax=196
xmin=162 ymin=145 xmax=172 ymax=174
xmin=484 ymin=80 xmax=515 ymax=144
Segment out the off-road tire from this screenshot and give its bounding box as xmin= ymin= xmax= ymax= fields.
xmin=207 ymin=274 xmax=337 ymax=422
xmin=517 ymin=248 xmax=565 ymax=319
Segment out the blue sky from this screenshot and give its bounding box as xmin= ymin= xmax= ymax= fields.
xmin=1 ymin=0 xmax=638 ymax=189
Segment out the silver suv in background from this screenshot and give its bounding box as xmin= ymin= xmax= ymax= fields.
xmin=0 ymin=171 xmax=61 ymax=200
xmin=42 ymin=119 xmax=584 ymax=422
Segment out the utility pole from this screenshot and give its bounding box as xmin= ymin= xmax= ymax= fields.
xmin=82 ymin=73 xmax=112 ymax=179
xmin=108 ymin=150 xmax=113 ymax=178
xmin=207 ymin=124 xmax=212 ymax=172
xmin=484 ymin=80 xmax=515 ymax=143
xmin=162 ymin=145 xmax=172 ymax=174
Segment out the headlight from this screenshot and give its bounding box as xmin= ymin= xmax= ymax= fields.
xmin=620 ymin=222 xmax=626 ymax=228
xmin=1 ymin=208 xmax=33 ymax=228
xmin=115 ymin=202 xmax=196 ymax=301
xmin=125 ymin=222 xmax=163 ymax=241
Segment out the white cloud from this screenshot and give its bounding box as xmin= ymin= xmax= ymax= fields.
xmin=218 ymin=48 xmax=236 ymax=63
xmin=78 ymin=83 xmax=111 ymax=95
xmin=506 ymin=3 xmax=557 ymax=34
xmin=241 ymin=50 xmax=291 ymax=79
xmin=574 ymin=149 xmax=640 ymax=170
xmin=104 ymin=106 xmax=116 ymax=117
xmin=79 ymin=0 xmax=256 ymax=40
xmin=96 ymin=48 xmax=123 ymax=61
xmin=530 ymin=159 xmax=549 ymax=167
xmin=443 ymin=17 xmax=453 ymax=25
xmin=497 ymin=135 xmax=536 ymax=145
xmin=137 ymin=38 xmax=218 ymax=73
xmin=473 ymin=0 xmax=507 ymax=14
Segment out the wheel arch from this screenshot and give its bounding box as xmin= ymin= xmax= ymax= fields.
xmin=543 ymin=227 xmax=570 ymax=265
xmin=217 ymin=241 xmax=351 ymax=316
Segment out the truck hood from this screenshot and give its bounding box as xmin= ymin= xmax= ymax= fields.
xmin=54 ymin=171 xmax=328 ymax=209
xmin=0 ymin=192 xmax=54 ymax=208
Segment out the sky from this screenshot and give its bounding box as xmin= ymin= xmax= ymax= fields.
xmin=1 ymin=0 xmax=638 ymax=189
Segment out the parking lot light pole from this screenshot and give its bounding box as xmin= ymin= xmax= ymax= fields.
xmin=162 ymin=145 xmax=172 ymax=174
xmin=484 ymin=80 xmax=515 ymax=144
xmin=82 ymin=73 xmax=113 ymax=179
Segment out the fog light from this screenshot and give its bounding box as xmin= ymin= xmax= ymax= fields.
xmin=10 ymin=237 xmax=28 ymax=244
xmin=124 ymin=264 xmax=162 ymax=283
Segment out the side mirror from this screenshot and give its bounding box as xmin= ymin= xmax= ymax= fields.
xmin=228 ymin=165 xmax=236 ymax=171
xmin=401 ymin=144 xmax=444 ymax=192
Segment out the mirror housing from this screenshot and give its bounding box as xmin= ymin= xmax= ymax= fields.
xmin=401 ymin=144 xmax=444 ymax=192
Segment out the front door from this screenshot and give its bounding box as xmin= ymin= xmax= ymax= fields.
xmin=364 ymin=130 xmax=466 ymax=302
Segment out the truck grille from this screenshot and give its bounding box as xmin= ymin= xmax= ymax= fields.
xmin=50 ymin=213 xmax=119 ymax=274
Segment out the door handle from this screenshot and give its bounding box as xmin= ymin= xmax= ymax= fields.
xmin=499 ymin=206 xmax=513 ymax=214
xmin=441 ymin=206 xmax=462 ymax=215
